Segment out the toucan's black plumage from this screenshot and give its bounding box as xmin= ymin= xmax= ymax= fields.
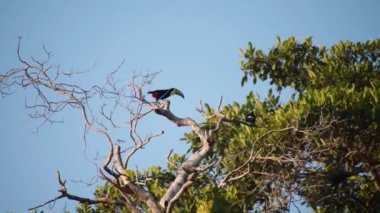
xmin=327 ymin=166 xmax=352 ymax=185
xmin=148 ymin=88 xmax=185 ymax=101
xmin=245 ymin=112 xmax=256 ymax=126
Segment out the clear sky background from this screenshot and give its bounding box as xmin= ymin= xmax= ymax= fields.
xmin=0 ymin=1 xmax=379 ymax=212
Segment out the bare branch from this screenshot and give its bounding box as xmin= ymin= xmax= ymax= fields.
xmin=29 ymin=171 xmax=125 ymax=211
xmin=124 ymin=131 xmax=164 ymax=168
xmin=166 ymin=149 xmax=177 ymax=169
xmin=4 ymin=39 xmax=169 ymax=212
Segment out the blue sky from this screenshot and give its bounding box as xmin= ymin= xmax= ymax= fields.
xmin=0 ymin=1 xmax=379 ymax=212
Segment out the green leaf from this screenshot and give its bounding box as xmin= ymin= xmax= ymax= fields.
xmin=348 ymin=175 xmax=366 ymax=183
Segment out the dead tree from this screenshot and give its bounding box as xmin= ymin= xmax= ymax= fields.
xmin=0 ymin=37 xmax=226 ymax=213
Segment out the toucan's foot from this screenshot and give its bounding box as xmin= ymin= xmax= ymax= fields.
xmin=162 ymin=100 xmax=170 ymax=110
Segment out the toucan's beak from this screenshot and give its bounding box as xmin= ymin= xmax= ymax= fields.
xmin=177 ymin=91 xmax=185 ymax=99
xmin=173 ymin=88 xmax=185 ymax=99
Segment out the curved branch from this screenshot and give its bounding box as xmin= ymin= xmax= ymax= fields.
xmin=218 ymin=127 xmax=294 ymax=188
xmin=70 ymin=93 xmax=117 ymax=179
xmin=124 ymin=131 xmax=164 ymax=168
xmin=154 ymin=101 xmax=216 ymax=210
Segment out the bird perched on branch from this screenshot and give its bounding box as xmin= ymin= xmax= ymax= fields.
xmin=148 ymin=88 xmax=185 ymax=101
xmin=245 ymin=111 xmax=256 ymax=126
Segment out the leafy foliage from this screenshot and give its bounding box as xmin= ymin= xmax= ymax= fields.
xmin=234 ymin=37 xmax=380 ymax=211
xmin=175 ymin=37 xmax=380 ymax=212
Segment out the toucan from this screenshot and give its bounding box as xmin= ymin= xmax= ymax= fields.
xmin=245 ymin=111 xmax=256 ymax=126
xmin=148 ymin=88 xmax=185 ymax=101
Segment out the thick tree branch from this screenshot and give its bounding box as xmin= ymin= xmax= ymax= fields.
xmin=152 ymin=101 xmax=216 ymax=210
xmin=113 ymin=145 xmax=163 ymax=213
xmin=166 ymin=172 xmax=196 ymax=213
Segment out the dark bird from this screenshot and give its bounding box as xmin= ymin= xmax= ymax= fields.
xmin=245 ymin=111 xmax=256 ymax=126
xmin=148 ymin=88 xmax=185 ymax=101
xmin=327 ymin=166 xmax=352 ymax=185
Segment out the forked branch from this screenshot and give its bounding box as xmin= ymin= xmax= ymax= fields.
xmin=28 ymin=171 xmax=125 ymax=211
